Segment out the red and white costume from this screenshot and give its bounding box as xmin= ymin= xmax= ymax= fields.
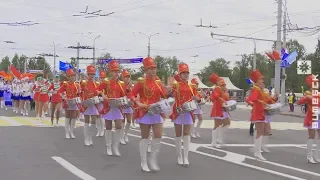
xmin=297 ymin=75 xmax=320 ymax=163
xmin=58 ymin=69 xmax=80 ymax=139
xmin=95 ymin=71 xmax=106 ymax=137
xmin=80 ymin=65 xmax=100 ymax=146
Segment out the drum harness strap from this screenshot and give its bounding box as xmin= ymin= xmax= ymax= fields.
xmin=84 ymin=80 xmax=100 ymax=111
xmin=66 ymin=82 xmax=81 ymax=110
xmin=175 ymin=82 xmax=194 ymax=109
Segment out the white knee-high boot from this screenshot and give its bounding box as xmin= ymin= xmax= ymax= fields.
xmin=96 ymin=118 xmax=101 ymax=137
xmin=89 ymin=124 xmax=94 ymax=145
xmin=183 ymin=136 xmax=190 ymax=166
xmin=175 ymin=137 xmax=183 ymax=165
xmin=195 ymin=120 xmax=202 ymax=137
xmin=105 ymin=130 xmax=113 ymax=155
xmin=211 ymin=128 xmax=220 ymax=148
xmin=314 ymin=139 xmax=320 ymax=162
xmin=120 ymin=124 xmax=126 ymax=145
xmin=307 ymin=139 xmax=316 ymax=163
xmin=64 ymin=118 xmax=71 ymax=139
xmin=112 ymin=129 xmax=121 ymax=156
xmin=83 ymin=123 xmax=90 ymax=146
xmin=99 ymin=118 xmax=105 ymax=136
xmin=70 ymin=119 xmax=76 ymax=139
xmin=124 ymin=123 xmax=130 ymax=142
xmin=254 ymin=136 xmax=266 ymax=161
xmin=149 ymin=138 xmax=161 ymax=171
xmin=219 ymin=125 xmax=229 ymax=146
xmin=261 ymin=135 xmax=270 ymax=153
xmin=139 ymin=139 xmax=150 ymax=172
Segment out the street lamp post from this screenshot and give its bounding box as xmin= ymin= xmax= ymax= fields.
xmin=93 ymin=35 xmax=101 ymax=65
xmin=53 ymin=42 xmax=56 ymax=75
xmin=139 ymin=32 xmax=160 ymax=57
xmin=252 ymin=39 xmax=257 ymax=70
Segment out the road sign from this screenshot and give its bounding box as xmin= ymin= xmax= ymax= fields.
xmin=297 ymin=60 xmax=311 ymax=74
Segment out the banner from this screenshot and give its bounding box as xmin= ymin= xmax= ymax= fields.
xmin=26 ymin=70 xmax=43 ymax=74
xmin=97 ymin=58 xmax=143 ymax=64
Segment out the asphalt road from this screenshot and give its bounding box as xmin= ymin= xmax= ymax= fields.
xmin=0 ymin=106 xmax=319 ymax=180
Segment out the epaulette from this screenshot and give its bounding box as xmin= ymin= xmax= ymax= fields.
xmin=305 ymin=91 xmax=311 ymax=95
xmin=155 ymin=79 xmax=162 ymax=84
xmin=81 ymin=80 xmax=87 ymax=85
xmin=95 ymin=81 xmax=100 ymax=85
xmin=172 ymin=81 xmax=179 ymax=88
xmin=137 ymin=77 xmax=145 ymax=83
xmin=63 ymin=81 xmax=67 ymax=86
xmin=190 ymin=83 xmax=197 ymax=88
xmin=103 ymin=78 xmax=109 ymax=84
xmin=119 ymin=81 xmax=125 ymax=85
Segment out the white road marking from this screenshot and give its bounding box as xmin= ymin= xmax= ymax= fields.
xmin=1 ymin=116 xmax=23 ymax=126
xmin=128 ymin=128 xmax=320 ymax=179
xmin=52 ymin=156 xmax=96 ymax=180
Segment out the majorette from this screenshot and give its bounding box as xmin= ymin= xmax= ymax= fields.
xmin=95 ymin=70 xmax=106 ymax=137
xmin=97 ymin=60 xmax=125 ymax=156
xmin=80 ymin=65 xmax=100 ymax=146
xmin=246 ymin=70 xmax=267 ymax=161
xmin=190 ymin=78 xmax=204 ymax=138
xmin=58 ymin=68 xmax=80 ymax=139
xmin=209 ymin=73 xmax=227 ymax=148
xmin=32 ymin=77 xmax=42 ymax=119
xmin=297 ymin=75 xmax=320 ymax=163
xmin=170 ymin=63 xmax=200 ymax=166
xmin=120 ymin=69 xmax=133 ymax=145
xmin=128 ymin=57 xmax=170 ymax=172
xmin=38 ymin=78 xmax=50 ymax=120
xmin=48 ymin=75 xmax=63 ymax=127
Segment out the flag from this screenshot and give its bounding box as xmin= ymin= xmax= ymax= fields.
xmin=59 ymin=61 xmax=72 ymax=72
xmin=9 ymin=65 xmax=21 ymax=79
xmin=284 ymin=50 xmax=298 ymax=65
xmin=98 ymin=58 xmax=143 ymax=64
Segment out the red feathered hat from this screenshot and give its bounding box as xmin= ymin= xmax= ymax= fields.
xmin=250 ymin=70 xmax=264 ymax=83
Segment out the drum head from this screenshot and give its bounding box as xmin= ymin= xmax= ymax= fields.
xmin=226 ymin=100 xmax=237 ymax=106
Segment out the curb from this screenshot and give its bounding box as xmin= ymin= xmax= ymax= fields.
xmin=278 ymin=112 xmax=304 ymax=118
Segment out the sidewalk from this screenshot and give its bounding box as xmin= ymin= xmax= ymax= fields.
xmin=237 ymin=104 xmax=305 ymax=118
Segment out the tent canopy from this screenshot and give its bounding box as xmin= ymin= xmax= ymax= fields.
xmin=212 ymin=77 xmax=242 ymax=90
xmin=189 ymin=75 xmax=210 ymax=89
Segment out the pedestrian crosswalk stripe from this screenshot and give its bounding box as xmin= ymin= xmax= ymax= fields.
xmin=0 ymin=116 xmax=304 ymax=130
xmin=11 ymin=116 xmax=34 ymax=126
xmin=0 ymin=119 xmax=10 ymax=126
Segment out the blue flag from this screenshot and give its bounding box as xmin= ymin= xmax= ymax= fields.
xmin=59 ymin=61 xmax=72 ymax=72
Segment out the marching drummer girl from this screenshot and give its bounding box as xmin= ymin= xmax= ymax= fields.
xmin=297 ymin=75 xmax=320 ymax=163
xmin=97 ymin=60 xmax=125 ymax=156
xmin=190 ymin=78 xmax=204 ymax=138
xmin=257 ymin=89 xmax=278 ymax=153
xmin=21 ymin=77 xmax=32 ymax=116
xmin=128 ymin=57 xmax=170 ymax=172
xmin=38 ymin=78 xmax=50 ymax=121
xmin=246 ymin=70 xmax=268 ymax=161
xmin=217 ymin=87 xmax=231 ymax=146
xmin=120 ymin=69 xmax=133 ymax=145
xmin=170 ymin=63 xmax=200 ymax=166
xmin=32 ymin=77 xmax=41 ymax=119
xmin=0 ymin=77 xmax=5 ymax=108
xmin=80 ymin=65 xmax=100 ymax=146
xmin=48 ymin=75 xmax=63 ymax=127
xmin=95 ymin=71 xmax=106 ymax=137
xmin=209 ymin=73 xmax=227 ymax=148
xmin=58 ymin=68 xmax=80 ymax=139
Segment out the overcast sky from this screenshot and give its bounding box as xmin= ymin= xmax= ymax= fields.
xmin=0 ymin=0 xmax=319 ymax=73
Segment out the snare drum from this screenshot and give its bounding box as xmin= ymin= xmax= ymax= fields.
xmin=177 ymin=100 xmax=198 ymax=114
xmin=83 ymin=96 xmax=100 ymax=107
xmin=197 ymin=98 xmax=206 ymax=105
xmin=109 ymin=97 xmax=128 ymax=108
xmin=67 ymin=97 xmax=81 ymax=107
xmin=148 ymin=99 xmax=171 ymax=114
xmin=265 ymin=103 xmax=282 ymax=116
xmin=223 ymin=100 xmax=237 ymax=111
xmin=123 ymin=98 xmax=134 ymax=109
xmin=167 ymin=97 xmax=175 ymax=106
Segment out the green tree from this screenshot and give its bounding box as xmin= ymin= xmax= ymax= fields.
xmin=0 ymin=56 xmax=11 ymax=72
xmin=200 ymin=58 xmax=231 ymax=86
xmin=11 ymin=54 xmax=24 ymax=72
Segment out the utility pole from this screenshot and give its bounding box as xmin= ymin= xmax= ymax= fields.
xmin=280 ymin=11 xmax=287 ymax=105
xmin=274 ymin=0 xmax=283 ymax=97
xmin=92 ymin=35 xmax=101 ymax=66
xmin=24 ymin=58 xmax=27 ymax=73
xmin=253 ymin=40 xmax=257 ymax=70
xmin=53 ymin=42 xmax=56 ymax=76
xmin=77 ymin=42 xmax=80 ymax=81
xmin=139 ymin=32 xmax=160 ymax=57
